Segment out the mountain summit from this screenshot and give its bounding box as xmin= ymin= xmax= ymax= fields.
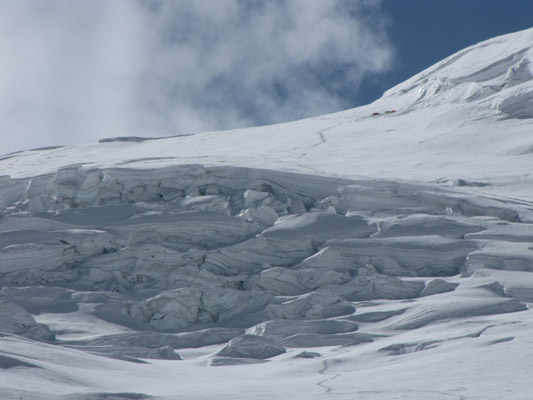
xmin=386 ymin=27 xmax=533 ymax=114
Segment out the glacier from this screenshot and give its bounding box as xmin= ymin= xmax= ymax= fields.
xmin=0 ymin=28 xmax=533 ymax=399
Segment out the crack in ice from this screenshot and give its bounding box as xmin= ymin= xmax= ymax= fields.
xmin=316 ymin=360 xmax=340 ymax=394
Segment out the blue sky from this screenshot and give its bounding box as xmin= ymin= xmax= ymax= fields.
xmin=0 ymin=1 xmax=532 ymax=154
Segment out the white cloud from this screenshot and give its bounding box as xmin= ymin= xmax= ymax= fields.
xmin=0 ymin=0 xmax=393 ymax=154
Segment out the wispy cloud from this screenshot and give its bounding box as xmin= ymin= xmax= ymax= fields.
xmin=0 ymin=0 xmax=393 ymax=154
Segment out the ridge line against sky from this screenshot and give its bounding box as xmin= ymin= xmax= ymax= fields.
xmin=0 ymin=0 xmax=532 ymax=155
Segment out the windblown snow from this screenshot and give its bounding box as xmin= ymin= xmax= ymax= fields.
xmin=1 ymin=28 xmax=533 ymax=400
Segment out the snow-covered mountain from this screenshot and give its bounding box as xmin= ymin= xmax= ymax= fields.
xmin=1 ymin=28 xmax=533 ymax=400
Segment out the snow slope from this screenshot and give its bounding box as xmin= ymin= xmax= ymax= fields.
xmin=1 ymin=28 xmax=533 ymax=400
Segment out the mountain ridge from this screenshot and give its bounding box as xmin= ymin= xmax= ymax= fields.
xmin=1 ymin=29 xmax=533 ymax=201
